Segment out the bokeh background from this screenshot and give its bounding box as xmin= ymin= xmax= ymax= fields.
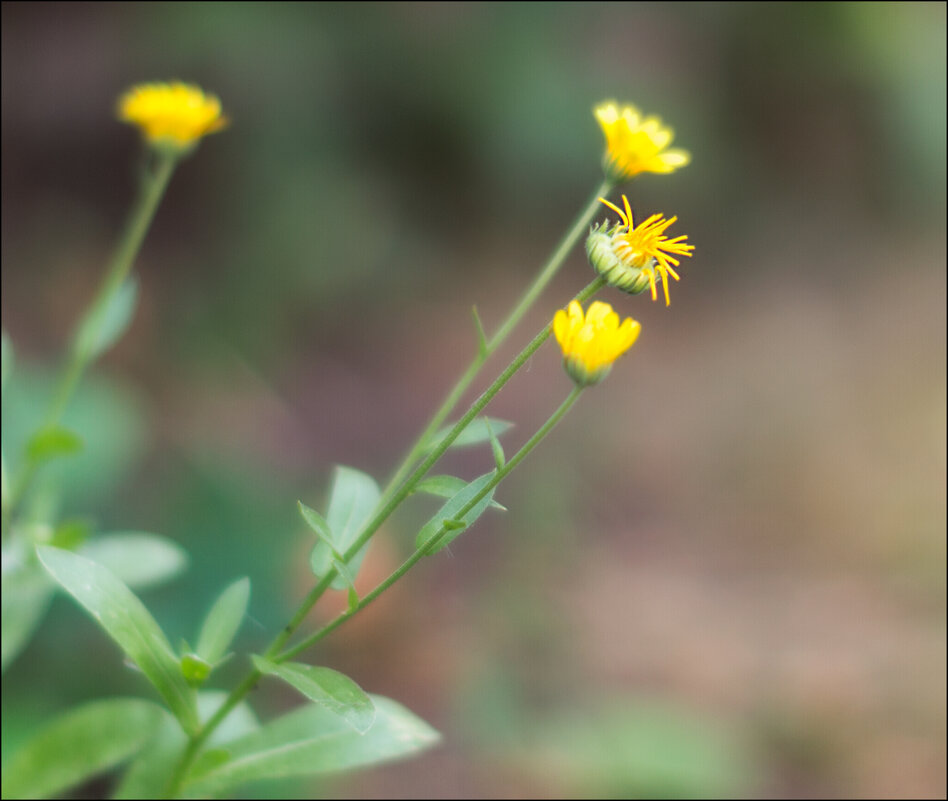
xmin=2 ymin=2 xmax=945 ymax=798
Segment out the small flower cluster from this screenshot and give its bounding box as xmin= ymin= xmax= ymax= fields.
xmin=554 ymin=99 xmax=694 ymax=386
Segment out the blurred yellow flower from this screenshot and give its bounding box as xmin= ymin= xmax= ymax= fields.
xmin=595 ymin=100 xmax=690 ymax=181
xmin=586 ymin=195 xmax=694 ymax=306
xmin=118 ymin=82 xmax=228 ymax=149
xmin=553 ymin=300 xmax=641 ymax=386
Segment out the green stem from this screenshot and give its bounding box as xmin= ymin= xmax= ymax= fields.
xmin=165 ymin=279 xmax=604 ymax=797
xmin=167 ymin=387 xmax=585 ymax=796
xmin=380 ymin=177 xmax=613 ymax=499
xmin=48 ymin=152 xmax=178 ymax=425
xmin=310 ymin=276 xmax=605 ymax=609
xmin=6 ymin=151 xmax=178 ymax=521
xmin=277 ymin=386 xmax=584 ymax=662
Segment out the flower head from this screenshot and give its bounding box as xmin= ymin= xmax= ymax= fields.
xmin=595 ymin=100 xmax=690 ymax=181
xmin=553 ymin=300 xmax=641 ymax=387
xmin=586 ymin=195 xmax=694 ymax=306
xmin=118 ymin=82 xmax=228 ymax=150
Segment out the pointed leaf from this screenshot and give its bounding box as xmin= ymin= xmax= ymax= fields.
xmin=298 ymin=500 xmax=333 ymax=544
xmin=79 ymin=532 xmax=188 ymax=590
xmin=1 ymin=697 xmax=164 ymax=800
xmin=196 ymin=577 xmax=250 ymax=665
xmin=75 ymin=276 xmax=139 ymax=361
xmin=183 ymin=695 xmax=439 ymax=796
xmin=414 ymin=474 xmax=506 ymax=510
xmin=36 ymin=545 xmax=199 ymax=734
xmin=415 ymin=471 xmax=497 ymax=554
xmin=471 ymin=306 xmax=488 ymax=358
xmin=484 ymin=418 xmax=506 ymax=470
xmin=424 ymin=417 xmax=513 ymax=454
xmin=252 ymin=656 xmax=375 ymax=734
xmin=310 ymin=466 xmax=380 ymax=590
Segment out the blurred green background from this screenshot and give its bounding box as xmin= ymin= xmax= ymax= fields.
xmin=2 ymin=2 xmax=945 ymax=798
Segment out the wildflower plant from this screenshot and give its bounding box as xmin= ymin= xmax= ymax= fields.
xmin=0 ymin=85 xmax=693 ymax=798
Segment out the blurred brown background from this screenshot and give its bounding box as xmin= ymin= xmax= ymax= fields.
xmin=2 ymin=2 xmax=945 ymax=798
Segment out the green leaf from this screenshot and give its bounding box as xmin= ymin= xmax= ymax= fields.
xmin=484 ymin=418 xmax=506 ymax=470
xmin=412 ymin=474 xmax=507 ymax=511
xmin=75 ymin=277 xmax=139 ymax=361
xmin=424 ymin=417 xmax=513 ymax=454
xmin=79 ymin=532 xmax=188 ymax=590
xmin=252 ymin=656 xmax=376 ymax=734
xmin=298 ymin=500 xmax=333 ymax=543
xmin=0 ymin=697 xmax=164 ymax=800
xmin=36 ymin=545 xmax=199 ymax=734
xmin=1 ymin=556 xmax=55 ymax=673
xmin=183 ymin=695 xmax=439 ymax=796
xmin=1 ymin=329 xmax=12 ymax=393
xmin=196 ymin=577 xmax=250 ymax=665
xmin=25 ymin=425 xmax=83 ymax=464
xmin=471 ymin=306 xmax=488 ymax=358
xmin=415 ymin=471 xmax=498 ymax=554
xmin=310 ymin=466 xmax=380 ymax=590
xmin=113 ymin=691 xmax=259 ymax=799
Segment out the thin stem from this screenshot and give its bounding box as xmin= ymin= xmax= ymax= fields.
xmin=277 ymin=386 xmax=584 ymax=662
xmin=48 ymin=152 xmax=178 ymax=426
xmin=166 ymin=279 xmax=604 ymax=796
xmin=6 ymin=151 xmax=178 ymax=522
xmin=381 ymin=177 xmax=613 ymax=499
xmin=299 ymin=276 xmax=605 ymax=617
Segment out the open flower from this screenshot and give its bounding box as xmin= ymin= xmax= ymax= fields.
xmin=553 ymin=300 xmax=641 ymax=387
xmin=595 ymin=100 xmax=690 ymax=181
xmin=118 ymin=82 xmax=228 ymax=150
xmin=586 ymin=195 xmax=694 ymax=306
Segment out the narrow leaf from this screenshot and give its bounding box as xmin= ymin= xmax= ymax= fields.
xmin=36 ymin=545 xmax=199 ymax=734
xmin=423 ymin=417 xmax=513 ymax=454
xmin=79 ymin=532 xmax=188 ymax=590
xmin=1 ymin=698 xmax=164 ymax=800
xmin=297 ymin=500 xmax=333 ymax=543
xmin=414 ymin=474 xmax=506 ymax=510
xmin=184 ymin=695 xmax=439 ymax=796
xmin=25 ymin=425 xmax=83 ymax=463
xmin=252 ymin=656 xmax=376 ymax=734
xmin=310 ymin=466 xmax=380 ymax=590
xmin=75 ymin=276 xmax=139 ymax=361
xmin=471 ymin=306 xmax=488 ymax=358
xmin=196 ymin=576 xmax=250 ymax=665
xmin=415 ymin=471 xmax=497 ymax=554
xmin=484 ymin=417 xmax=506 ymax=469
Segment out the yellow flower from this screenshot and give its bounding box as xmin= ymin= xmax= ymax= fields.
xmin=586 ymin=195 xmax=694 ymax=306
xmin=594 ymin=100 xmax=690 ymax=181
xmin=553 ymin=300 xmax=641 ymax=386
xmin=117 ymin=82 xmax=228 ymax=150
